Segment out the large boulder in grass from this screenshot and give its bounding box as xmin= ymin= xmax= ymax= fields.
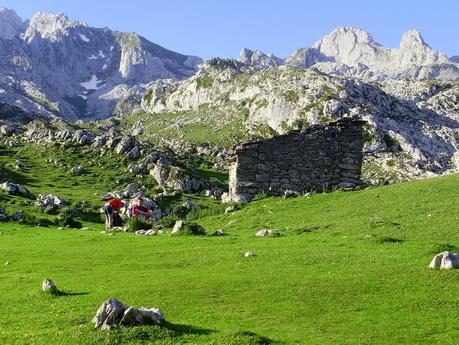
xmin=171 ymin=220 xmax=205 ymax=235
xmin=429 ymin=251 xmax=459 ymax=269
xmin=92 ymin=298 xmax=164 ymax=330
xmin=42 ymin=279 xmax=60 ymax=295
xmin=35 ymin=194 xmax=65 ymax=210
xmin=1 ymin=181 xmax=34 ymax=197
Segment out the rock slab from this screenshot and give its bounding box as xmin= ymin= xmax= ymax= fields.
xmin=92 ymin=298 xmax=164 ymax=330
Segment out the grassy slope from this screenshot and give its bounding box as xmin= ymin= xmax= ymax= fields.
xmin=1 ymin=170 xmax=458 ymax=344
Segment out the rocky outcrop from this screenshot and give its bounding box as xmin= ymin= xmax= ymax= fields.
xmin=35 ymin=194 xmax=65 ymax=210
xmin=141 ymin=61 xmax=459 ymax=183
xmin=1 ymin=181 xmax=33 ymax=197
xmin=0 ymin=6 xmax=202 ymax=121
xmin=0 ymin=7 xmax=25 ymax=39
xmin=150 ymin=160 xmax=210 ymax=193
xmin=92 ymin=298 xmax=164 ymax=330
xmin=429 ymin=251 xmax=459 ymax=269
xmin=239 ymin=48 xmax=283 ymax=68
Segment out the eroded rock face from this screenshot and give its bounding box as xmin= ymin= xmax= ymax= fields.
xmin=35 ymin=194 xmax=65 ymax=209
xmin=1 ymin=181 xmax=33 ymax=197
xmin=92 ymin=298 xmax=163 ymax=330
xmin=429 ymin=251 xmax=459 ymax=270
xmin=150 ymin=162 xmax=210 ymax=193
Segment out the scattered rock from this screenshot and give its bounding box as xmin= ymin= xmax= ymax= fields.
xmin=0 ymin=124 xmax=16 ymax=135
xmin=171 ymin=220 xmax=205 ymax=235
xmin=42 ymin=279 xmax=59 ymax=295
xmin=0 ymin=207 xmax=8 ymax=221
xmin=10 ymin=210 xmax=25 ymax=222
xmin=144 ymin=229 xmax=158 ymax=236
xmin=212 ymin=229 xmax=224 ymax=236
xmin=135 ymin=230 xmax=146 ymax=236
xmin=92 ymin=298 xmax=164 ymax=330
xmin=35 ymin=194 xmax=65 ymax=210
xmin=70 ymin=166 xmax=85 ymax=175
xmin=1 ymin=181 xmax=33 ymax=197
xmin=225 ymin=205 xmax=236 ymax=214
xmin=429 ymin=251 xmax=459 ymax=269
xmin=182 ymin=200 xmax=201 ymax=211
xmin=128 ymin=164 xmax=146 ymax=174
xmin=244 ymin=251 xmax=255 ymax=257
xmin=4 ymin=261 xmax=10 ymax=266
xmin=255 ymin=229 xmax=279 ymax=237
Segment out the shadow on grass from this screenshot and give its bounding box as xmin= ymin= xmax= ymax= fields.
xmin=50 ymin=290 xmax=90 ymax=297
xmin=161 ymin=320 xmax=214 ymax=336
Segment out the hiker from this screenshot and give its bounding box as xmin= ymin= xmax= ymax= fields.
xmin=131 ymin=198 xmax=153 ymax=222
xmin=102 ymin=198 xmax=125 ymax=230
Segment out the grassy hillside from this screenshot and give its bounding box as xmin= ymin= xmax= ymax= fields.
xmin=1 ymin=140 xmax=458 ymax=345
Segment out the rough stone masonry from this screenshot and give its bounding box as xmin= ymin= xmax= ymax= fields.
xmin=228 ymin=117 xmax=365 ymax=201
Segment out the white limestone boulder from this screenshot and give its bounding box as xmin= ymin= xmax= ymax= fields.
xmin=429 ymin=251 xmax=459 ymax=270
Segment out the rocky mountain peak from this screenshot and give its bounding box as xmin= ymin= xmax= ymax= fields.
xmin=398 ymin=29 xmax=448 ymax=65
xmin=311 ymin=26 xmax=380 ymax=66
xmin=24 ymin=12 xmax=87 ymax=42
xmin=313 ymin=26 xmax=376 ymax=48
xmin=0 ymin=6 xmax=25 ymax=39
xmin=239 ymin=48 xmax=283 ymax=67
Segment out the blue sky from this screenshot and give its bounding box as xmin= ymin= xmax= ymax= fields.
xmin=2 ymin=0 xmax=458 ymax=58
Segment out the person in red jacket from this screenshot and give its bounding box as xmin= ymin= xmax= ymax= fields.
xmin=131 ymin=198 xmax=153 ymax=221
xmin=102 ymin=198 xmax=125 ymax=230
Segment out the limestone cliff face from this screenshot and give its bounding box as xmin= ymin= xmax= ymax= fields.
xmin=0 ymin=8 xmax=202 ymax=120
xmin=141 ymin=60 xmax=459 ymax=183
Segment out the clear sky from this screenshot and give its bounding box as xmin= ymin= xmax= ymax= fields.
xmin=2 ymin=0 xmax=458 ymax=59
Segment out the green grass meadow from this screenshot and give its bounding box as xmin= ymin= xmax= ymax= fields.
xmin=1 ymin=169 xmax=459 ymax=344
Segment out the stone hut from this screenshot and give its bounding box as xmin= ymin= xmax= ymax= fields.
xmin=228 ymin=117 xmax=365 ymax=202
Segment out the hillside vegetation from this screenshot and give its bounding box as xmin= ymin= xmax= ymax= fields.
xmin=1 ymin=138 xmax=458 ymax=344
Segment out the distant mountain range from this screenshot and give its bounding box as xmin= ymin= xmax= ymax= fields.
xmin=240 ymin=27 xmax=459 ymax=81
xmin=0 ymin=6 xmax=202 ymax=120
xmin=0 ymin=5 xmax=458 ymax=121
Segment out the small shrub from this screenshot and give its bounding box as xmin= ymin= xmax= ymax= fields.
xmin=174 ymin=222 xmax=205 ymax=236
xmin=156 ymin=214 xmax=179 ymax=228
xmin=383 ymin=134 xmax=402 ymax=152
xmin=252 ymin=192 xmax=268 ymax=201
xmin=429 ymin=243 xmax=459 ymax=254
xmin=56 ymin=214 xmax=82 ymax=228
xmin=386 ymin=159 xmax=396 ymax=167
xmin=126 ymin=218 xmax=151 ymax=232
xmin=20 ymin=213 xmax=55 ymax=227
xmin=282 ymin=90 xmax=299 ymax=103
xmin=196 ymin=76 xmax=214 ymax=89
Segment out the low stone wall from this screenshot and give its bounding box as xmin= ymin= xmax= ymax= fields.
xmin=228 ymin=117 xmax=365 ymax=201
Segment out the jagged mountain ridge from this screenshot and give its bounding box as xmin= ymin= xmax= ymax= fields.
xmin=140 ymin=59 xmax=459 ymax=183
xmin=241 ymin=27 xmax=459 ymax=81
xmin=0 ymin=6 xmax=202 ymax=120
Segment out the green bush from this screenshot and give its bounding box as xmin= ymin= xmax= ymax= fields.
xmin=156 ymin=214 xmax=179 ymax=228
xmin=20 ymin=213 xmax=55 ymax=227
xmin=173 ymin=222 xmax=205 ymax=236
xmin=126 ymin=218 xmax=151 ymax=232
xmin=56 ymin=214 xmax=82 ymax=228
